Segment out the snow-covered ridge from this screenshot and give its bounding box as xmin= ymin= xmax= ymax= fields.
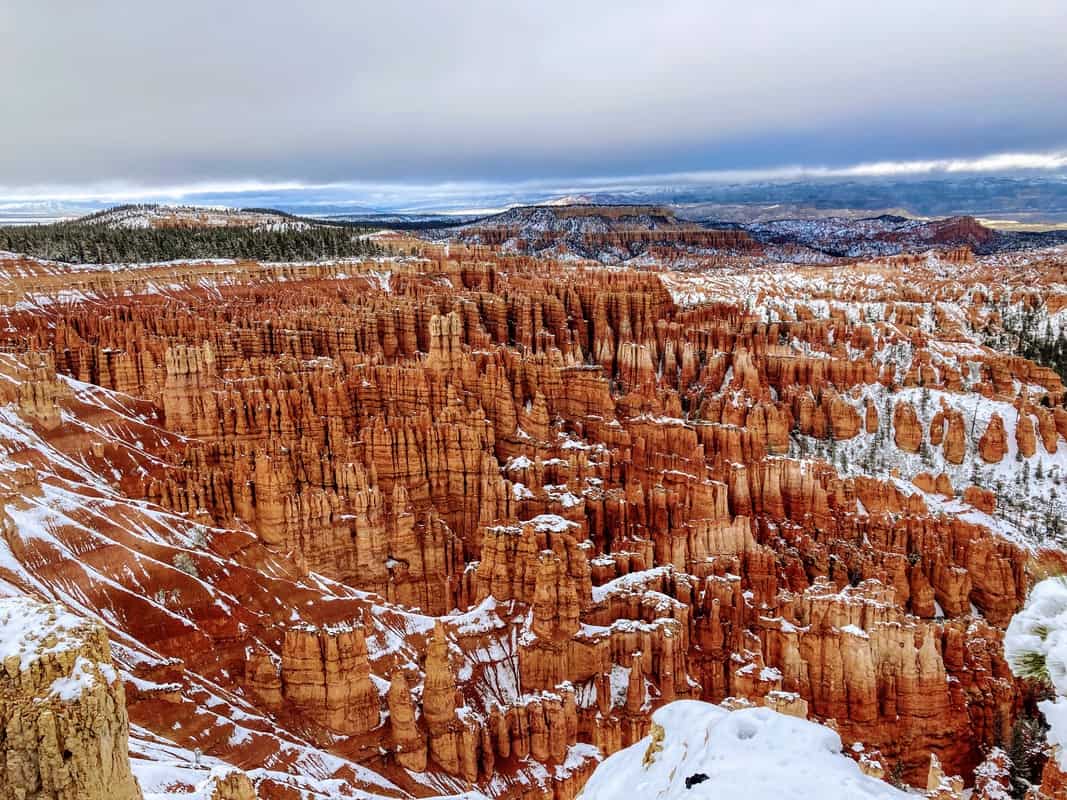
xmin=78 ymin=204 xmax=315 ymax=232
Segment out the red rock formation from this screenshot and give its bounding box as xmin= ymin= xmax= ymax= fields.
xmin=15 ymin=351 xmax=69 ymax=431
xmin=387 ymin=670 xmax=427 ymax=771
xmin=979 ymin=414 xmax=1008 ymax=463
xmin=964 ymin=486 xmax=997 ymax=514
xmin=1034 ymin=757 xmax=1067 ymax=799
xmin=0 ymin=235 xmax=1059 ymax=797
xmin=162 ymin=343 xmax=218 ymax=437
xmin=894 ymin=400 xmax=923 ymax=453
xmin=423 ymin=621 xmax=461 ymax=774
xmin=942 ymin=408 xmax=967 ymax=465
xmin=279 ymin=624 xmax=380 ymax=736
xmin=1016 ymin=409 xmax=1037 ymax=458
xmin=864 ymin=397 xmax=879 ymax=434
xmin=829 ymin=392 xmax=862 ymax=439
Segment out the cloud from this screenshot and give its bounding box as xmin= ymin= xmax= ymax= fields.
xmin=2 ymin=0 xmax=1066 ymax=191
xmin=829 ymin=152 xmax=1067 ymax=177
xmin=614 ymin=151 xmax=1067 ymax=186
xmin=3 ymin=148 xmax=1067 ymax=213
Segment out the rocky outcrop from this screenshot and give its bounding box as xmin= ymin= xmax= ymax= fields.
xmin=893 ymin=401 xmax=922 ymax=453
xmin=979 ymin=413 xmax=1008 ymax=463
xmin=824 ymin=393 xmax=860 ymax=440
xmin=202 ymin=769 xmax=256 ymax=800
xmin=278 ymin=624 xmax=380 ymax=736
xmin=931 ymin=405 xmax=967 ymax=464
xmin=925 ymin=753 xmax=965 ymax=799
xmin=386 ymin=670 xmax=427 ymax=771
xmin=423 ymin=621 xmax=461 ymax=774
xmin=1015 ymin=410 xmax=1037 ymax=458
xmin=15 ymin=352 xmax=69 ymax=431
xmin=964 ymin=486 xmax=997 ymax=514
xmin=0 ymin=597 xmax=143 ymax=800
xmin=161 ymin=343 xmax=217 ymax=438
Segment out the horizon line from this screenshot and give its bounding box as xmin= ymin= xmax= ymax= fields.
xmin=0 ymin=148 xmax=1065 ymax=211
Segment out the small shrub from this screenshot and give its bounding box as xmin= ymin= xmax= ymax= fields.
xmin=172 ymin=552 xmax=200 ymax=579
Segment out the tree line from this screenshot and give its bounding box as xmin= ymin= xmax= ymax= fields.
xmin=0 ymin=220 xmax=390 ymax=264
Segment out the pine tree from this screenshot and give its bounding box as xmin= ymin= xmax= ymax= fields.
xmin=886 ymin=761 xmax=907 ymax=790
xmin=1008 ymin=713 xmax=1049 ymax=796
xmin=0 ymin=215 xmax=389 ymax=264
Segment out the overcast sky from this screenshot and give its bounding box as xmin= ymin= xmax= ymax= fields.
xmin=2 ymin=0 xmax=1067 ymax=200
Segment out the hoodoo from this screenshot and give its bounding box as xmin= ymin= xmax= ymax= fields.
xmin=0 ymin=207 xmax=1065 ymax=798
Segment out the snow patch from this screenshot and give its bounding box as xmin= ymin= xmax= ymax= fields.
xmin=579 ymin=700 xmax=908 ymax=800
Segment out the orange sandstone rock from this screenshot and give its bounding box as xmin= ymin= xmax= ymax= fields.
xmin=979 ymin=413 xmax=1008 ymax=463
xmin=893 ymin=400 xmax=922 ymax=453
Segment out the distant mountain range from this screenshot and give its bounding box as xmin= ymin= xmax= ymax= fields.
xmin=440 ymin=203 xmax=1067 ymax=262
xmin=5 ymin=173 xmax=1067 ymax=226
xmin=5 ymin=201 xmax=1067 ymax=266
xmin=534 ymin=175 xmax=1067 ymax=228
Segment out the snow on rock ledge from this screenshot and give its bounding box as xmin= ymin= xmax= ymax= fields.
xmin=0 ymin=595 xmax=143 ymax=800
xmin=577 ymin=700 xmax=908 ymax=800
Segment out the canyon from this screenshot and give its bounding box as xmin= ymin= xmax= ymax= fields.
xmin=1 ymin=208 xmax=1066 ymax=798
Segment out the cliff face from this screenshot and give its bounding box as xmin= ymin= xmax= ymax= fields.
xmin=0 ymin=235 xmax=1064 ymax=798
xmin=0 ymin=597 xmax=142 ymax=800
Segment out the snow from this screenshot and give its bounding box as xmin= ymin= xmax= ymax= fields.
xmin=505 ymin=455 xmax=534 ymax=471
xmin=579 ymin=700 xmax=908 ymax=800
xmin=128 ymin=729 xmax=492 ymax=800
xmin=1005 ymin=576 xmax=1067 ymax=769
xmin=512 ymin=482 xmax=535 ymax=500
xmin=47 ymin=655 xmax=114 ymax=701
xmin=973 ymin=748 xmax=1013 ymax=800
xmin=759 ymin=666 xmax=783 ymax=682
xmin=1040 ymin=697 xmax=1067 ymax=772
xmin=526 ymin=514 xmax=577 ymax=533
xmin=1005 ymin=577 xmax=1067 ymax=696
xmin=0 ymin=596 xmax=93 ymax=672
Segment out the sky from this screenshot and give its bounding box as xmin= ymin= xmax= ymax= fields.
xmin=2 ymin=1 xmax=1067 ymax=211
